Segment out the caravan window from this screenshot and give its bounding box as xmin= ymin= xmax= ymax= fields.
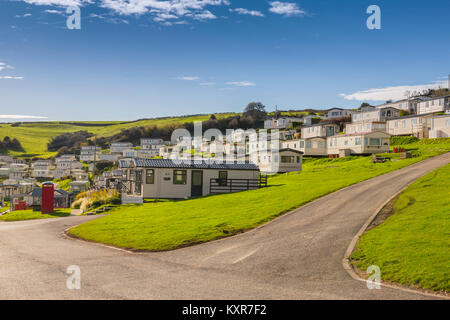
xmin=173 ymin=170 xmax=187 ymax=185
xmin=146 ymin=169 xmax=155 ymax=184
xmin=281 ymin=156 xmax=295 ymax=163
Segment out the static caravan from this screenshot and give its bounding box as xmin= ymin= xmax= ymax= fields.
xmin=327 ymin=131 xmax=390 ymax=156
xmin=120 ymin=158 xmax=262 ymax=200
xmin=430 ymin=114 xmax=450 ymax=138
xmin=345 ymin=121 xmax=386 ymax=135
xmin=417 ymin=96 xmax=450 ymax=115
xmin=301 ymin=123 xmax=340 ymax=139
xmin=386 ymin=113 xmax=434 ymax=138
xmin=352 ymin=107 xmax=400 ymax=123
xmin=281 ymin=138 xmax=327 ymax=156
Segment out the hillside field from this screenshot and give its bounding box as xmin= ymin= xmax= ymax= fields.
xmin=0 ymin=113 xmax=237 ymax=158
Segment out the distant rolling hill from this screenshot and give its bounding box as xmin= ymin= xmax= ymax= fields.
xmin=0 ymin=113 xmax=238 ymax=158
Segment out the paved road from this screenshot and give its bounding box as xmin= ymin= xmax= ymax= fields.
xmin=1 ymin=153 xmax=449 ymax=300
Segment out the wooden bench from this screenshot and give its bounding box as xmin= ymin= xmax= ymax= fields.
xmin=400 ymin=152 xmax=412 ymax=159
xmin=372 ymin=155 xmax=387 ymax=163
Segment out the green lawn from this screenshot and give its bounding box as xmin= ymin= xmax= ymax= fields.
xmin=0 ymin=208 xmax=71 ymax=221
xmin=350 ymin=163 xmax=450 ymax=293
xmin=69 ymin=139 xmax=450 ymax=251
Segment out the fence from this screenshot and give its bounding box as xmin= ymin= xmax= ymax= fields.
xmin=210 ymin=175 xmax=268 ymax=194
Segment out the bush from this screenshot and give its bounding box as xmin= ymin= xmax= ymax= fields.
xmin=390 ymin=136 xmax=419 ymax=145
xmin=71 ymin=189 xmax=120 ymax=212
xmin=47 ymin=130 xmax=93 ymax=153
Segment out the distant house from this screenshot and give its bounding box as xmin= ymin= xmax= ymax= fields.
xmin=0 ymin=156 xmax=14 ymax=164
xmin=417 ymin=95 xmax=450 ymax=115
xmin=123 ymin=149 xmax=138 ymax=158
xmin=30 ymin=187 xmax=70 ymax=209
xmin=119 ymin=158 xmax=261 ymax=200
xmin=56 ymin=154 xmax=77 ymax=162
xmin=327 ymin=131 xmax=390 ymax=156
xmin=99 ymin=153 xmax=121 ymax=162
xmin=141 ymin=138 xmax=164 ymax=151
xmin=80 ymin=146 xmax=101 ymax=162
xmin=324 ymin=108 xmax=354 ymax=119
xmin=137 ymin=149 xmax=161 ymax=158
xmin=375 ymin=98 xmax=423 ymax=114
xmin=0 ymin=180 xmax=35 ymax=200
xmin=264 ymin=117 xmax=303 ymax=130
xmin=352 ymin=107 xmax=400 ymax=123
xmin=69 ymin=181 xmax=90 ymax=194
xmin=52 ymin=169 xmax=71 ymax=180
xmin=301 ymin=123 xmax=340 ymax=139
xmin=9 ymin=168 xmax=26 ymax=180
xmin=110 ymin=142 xmax=133 ymax=154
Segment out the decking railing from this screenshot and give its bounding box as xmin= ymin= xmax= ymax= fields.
xmin=210 ymin=175 xmax=268 ymax=194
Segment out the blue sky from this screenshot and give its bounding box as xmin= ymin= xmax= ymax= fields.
xmin=0 ymin=0 xmax=449 ymax=121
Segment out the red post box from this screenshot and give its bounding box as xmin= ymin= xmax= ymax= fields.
xmin=41 ymin=182 xmax=54 ymax=214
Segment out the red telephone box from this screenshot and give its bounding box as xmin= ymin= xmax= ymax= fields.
xmin=41 ymin=182 xmax=55 ymax=214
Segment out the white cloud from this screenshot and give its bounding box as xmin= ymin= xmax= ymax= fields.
xmin=22 ymin=0 xmax=91 ymax=6
xmin=225 ymin=81 xmax=255 ymax=87
xmin=15 ymin=13 xmax=33 ymax=18
xmin=177 ymin=76 xmax=199 ymax=81
xmin=44 ymin=9 xmax=66 ymax=15
xmin=0 ymin=62 xmax=14 ymax=72
xmin=200 ymin=82 xmax=216 ymax=86
xmin=0 ymin=62 xmax=23 ymax=79
xmin=0 ymin=76 xmax=24 ymax=80
xmin=230 ymin=8 xmax=264 ymax=17
xmin=0 ymin=115 xmax=48 ymax=119
xmin=100 ymin=0 xmax=228 ymax=21
xmin=269 ymin=1 xmax=305 ymax=17
xmin=20 ymin=0 xmax=229 ymax=24
xmin=340 ymin=80 xmax=449 ymax=101
xmin=192 ymin=10 xmax=216 ymax=20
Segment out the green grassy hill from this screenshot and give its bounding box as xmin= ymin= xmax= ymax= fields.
xmin=0 ymin=113 xmax=238 ymax=158
xmin=351 ymin=163 xmax=450 ymax=293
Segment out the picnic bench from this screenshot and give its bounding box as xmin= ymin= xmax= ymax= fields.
xmin=400 ymin=152 xmax=412 ymax=159
xmin=372 ymin=154 xmax=387 ymax=163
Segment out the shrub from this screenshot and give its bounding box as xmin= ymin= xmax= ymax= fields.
xmin=71 ymin=189 xmax=120 ymax=212
xmin=390 ymin=136 xmax=419 ymax=145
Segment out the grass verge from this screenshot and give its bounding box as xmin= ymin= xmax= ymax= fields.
xmin=350 ymin=163 xmax=450 ymax=294
xmin=0 ymin=209 xmax=71 ymax=221
xmin=69 ymin=140 xmax=450 ymax=251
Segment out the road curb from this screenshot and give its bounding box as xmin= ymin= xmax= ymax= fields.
xmin=342 ymin=159 xmax=450 ymax=300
